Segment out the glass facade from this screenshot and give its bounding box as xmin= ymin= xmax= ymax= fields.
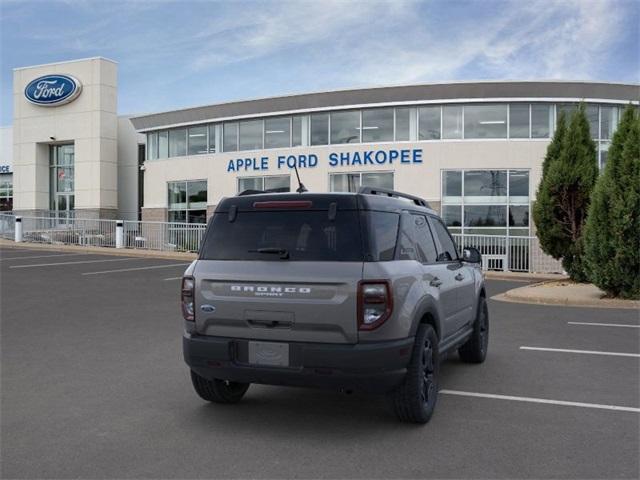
xmin=441 ymin=169 xmax=530 ymax=236
xmin=49 ymin=144 xmax=75 ymax=219
xmin=238 ymin=175 xmax=290 ymax=193
xmin=464 ymin=104 xmax=507 ymax=139
xmin=143 ymin=103 xmax=624 ymax=165
xmin=329 ymin=171 xmax=393 ymax=192
xmin=0 ymin=173 xmax=12 ymax=211
xmin=362 ymin=108 xmax=394 ymax=143
xmin=167 ymin=180 xmax=207 ymax=223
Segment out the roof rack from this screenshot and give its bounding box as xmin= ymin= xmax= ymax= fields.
xmin=358 ymin=186 xmax=431 ymax=208
xmin=238 ymin=187 xmax=290 ymax=196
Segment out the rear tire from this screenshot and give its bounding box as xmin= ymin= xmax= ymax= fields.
xmin=458 ymin=296 xmax=489 ymax=363
xmin=389 ymin=324 xmax=439 ymax=424
xmin=190 ymin=370 xmax=250 ymax=404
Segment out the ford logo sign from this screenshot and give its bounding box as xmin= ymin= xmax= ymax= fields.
xmin=24 ymin=74 xmax=82 ymax=106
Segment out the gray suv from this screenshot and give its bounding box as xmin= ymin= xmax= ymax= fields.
xmin=182 ymin=187 xmax=488 ymax=423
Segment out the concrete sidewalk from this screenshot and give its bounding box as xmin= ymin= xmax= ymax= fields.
xmin=493 ymin=279 xmax=640 ymax=310
xmin=0 ymin=238 xmax=197 ymax=261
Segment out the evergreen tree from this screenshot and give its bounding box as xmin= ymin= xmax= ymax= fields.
xmin=532 ymin=112 xmax=567 ymax=260
xmin=584 ymin=106 xmax=640 ymax=298
xmin=533 ymin=104 xmax=598 ymax=281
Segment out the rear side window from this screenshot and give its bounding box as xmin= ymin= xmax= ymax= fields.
xmin=367 ymin=211 xmax=399 ymax=261
xmin=429 ymin=217 xmax=459 ymax=262
xmin=200 ymin=210 xmax=363 ymax=261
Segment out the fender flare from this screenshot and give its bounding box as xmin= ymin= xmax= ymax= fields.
xmin=409 ymin=295 xmax=442 ymax=340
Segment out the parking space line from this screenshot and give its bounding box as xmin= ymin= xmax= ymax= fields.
xmin=10 ymin=258 xmax=135 ymax=269
xmin=568 ymin=321 xmax=640 ymax=329
xmin=163 ymin=277 xmax=182 ymax=281
xmin=439 ymin=390 xmax=640 ymax=413
xmin=1 ymin=253 xmax=87 ymax=261
xmin=82 ymin=263 xmax=190 ymax=276
xmin=520 ymin=346 xmax=640 ymax=358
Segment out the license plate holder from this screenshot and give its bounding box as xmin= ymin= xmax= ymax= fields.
xmin=248 ymin=341 xmax=290 ymax=367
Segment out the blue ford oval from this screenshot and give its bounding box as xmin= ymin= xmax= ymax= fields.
xmin=24 ymin=74 xmax=82 ymax=106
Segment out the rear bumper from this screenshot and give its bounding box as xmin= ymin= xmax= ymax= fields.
xmin=183 ymin=333 xmax=414 ymax=393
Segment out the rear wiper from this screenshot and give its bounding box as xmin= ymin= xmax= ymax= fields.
xmin=248 ymin=247 xmax=290 ymax=259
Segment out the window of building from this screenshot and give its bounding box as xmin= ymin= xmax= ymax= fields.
xmin=586 ymin=104 xmax=599 ymax=140
xmin=168 ymin=180 xmax=207 ymax=223
xmin=508 ymin=170 xmax=529 ymax=202
xmin=463 ymin=170 xmax=507 ymax=203
xmin=362 ymin=108 xmax=394 ymax=143
xmin=600 ymin=106 xmax=619 ymax=140
xmin=208 ymin=124 xmax=217 ymax=153
xmin=147 ymin=132 xmax=158 ymax=160
xmin=187 ymin=126 xmax=208 ymax=155
xmin=395 ymin=107 xmax=411 ymax=141
xmin=0 ymin=173 xmax=13 ymax=211
xmin=442 ymin=105 xmax=463 ymax=139
xmin=441 ymin=169 xmax=530 ymax=236
xmin=49 ymin=144 xmax=75 ymax=219
xmin=238 ymin=175 xmax=290 ymax=193
xmin=158 ymin=131 xmax=168 ymax=159
xmin=442 ymin=170 xmax=462 ymax=202
xmin=292 ymin=116 xmax=303 ymax=147
xmin=509 ymin=104 xmax=529 ymax=138
xmin=310 ymin=113 xmax=329 ymax=145
xmin=531 ymin=104 xmax=552 ymax=138
xmin=330 ymin=110 xmax=360 ymax=144
xmin=464 ymin=104 xmax=507 ymax=139
xmin=223 ymin=122 xmax=239 ymax=152
xmin=329 ymin=171 xmax=394 ymax=192
xmin=264 ymin=117 xmax=291 ymax=149
xmin=419 ymin=106 xmax=441 ymax=140
xmin=239 ymin=120 xmax=263 ymax=150
xmin=168 ymin=128 xmax=187 ymax=157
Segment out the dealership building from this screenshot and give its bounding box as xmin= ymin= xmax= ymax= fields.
xmin=5 ymin=57 xmax=639 ymax=241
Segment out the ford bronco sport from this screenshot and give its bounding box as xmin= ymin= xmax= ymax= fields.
xmin=182 ymin=187 xmax=488 ymax=423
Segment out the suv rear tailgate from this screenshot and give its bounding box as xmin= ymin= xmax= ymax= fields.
xmin=194 ymin=260 xmax=362 ymax=344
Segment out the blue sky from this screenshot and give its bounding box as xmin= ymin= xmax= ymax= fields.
xmin=1 ymin=0 xmax=638 ymax=126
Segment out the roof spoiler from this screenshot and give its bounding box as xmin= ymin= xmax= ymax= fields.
xmin=358 ymin=186 xmax=431 ymax=208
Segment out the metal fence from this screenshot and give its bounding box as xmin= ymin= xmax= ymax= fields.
xmin=2 ymin=213 xmax=565 ymax=273
xmin=453 ymin=233 xmax=564 ymax=274
xmin=122 ymin=220 xmax=207 ymax=252
xmin=0 ymin=213 xmax=15 ymax=240
xmin=20 ymin=216 xmax=118 ymax=248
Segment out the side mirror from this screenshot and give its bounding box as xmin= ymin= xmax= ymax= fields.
xmin=462 ymin=247 xmax=482 ymax=264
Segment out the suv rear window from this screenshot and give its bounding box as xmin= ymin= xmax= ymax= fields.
xmin=200 ymin=210 xmax=363 ymax=261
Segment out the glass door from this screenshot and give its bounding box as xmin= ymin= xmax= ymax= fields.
xmin=50 ymin=144 xmax=75 ymax=223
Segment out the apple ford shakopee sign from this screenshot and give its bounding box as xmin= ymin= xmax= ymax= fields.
xmin=24 ymin=74 xmax=82 ymax=106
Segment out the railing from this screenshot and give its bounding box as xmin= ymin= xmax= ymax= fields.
xmin=2 ymin=214 xmax=565 ymax=272
xmin=20 ymin=216 xmax=118 ymax=248
xmin=453 ymin=234 xmax=564 ymax=274
xmin=122 ymin=220 xmax=206 ymax=252
xmin=0 ymin=213 xmax=15 ymax=240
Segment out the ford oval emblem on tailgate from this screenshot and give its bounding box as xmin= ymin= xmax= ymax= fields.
xmin=200 ymin=304 xmax=216 ymax=313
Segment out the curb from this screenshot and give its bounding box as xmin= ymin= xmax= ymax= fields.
xmin=492 ymin=282 xmax=640 ymax=310
xmin=0 ymin=239 xmax=197 ymax=261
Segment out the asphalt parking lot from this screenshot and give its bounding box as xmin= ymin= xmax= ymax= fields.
xmin=1 ymin=245 xmax=638 ymax=479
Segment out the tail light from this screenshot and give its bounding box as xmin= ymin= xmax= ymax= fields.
xmin=358 ymin=280 xmax=393 ymax=330
xmin=181 ymin=276 xmax=195 ymax=321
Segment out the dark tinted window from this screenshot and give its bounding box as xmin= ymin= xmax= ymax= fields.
xmin=201 ymin=210 xmax=362 ymax=261
xmin=430 ymin=217 xmax=459 ymax=262
xmin=397 ymin=215 xmax=418 ymax=261
xmin=367 ymin=211 xmax=399 ymax=261
xmin=413 ymin=215 xmax=438 ymax=263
